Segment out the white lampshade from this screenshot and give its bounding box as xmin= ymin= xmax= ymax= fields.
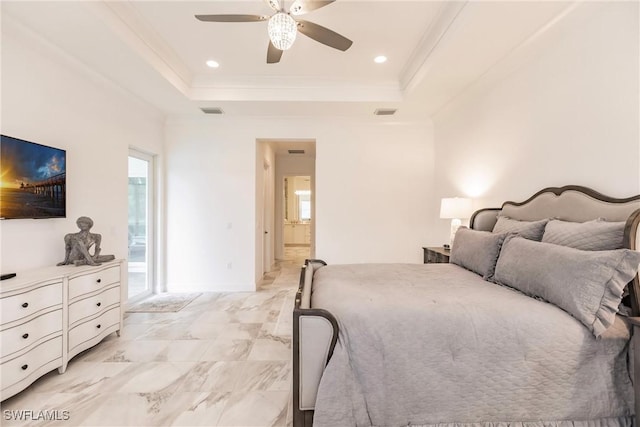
xmin=439 ymin=197 xmax=473 ymax=219
xmin=268 ymin=13 xmax=297 ymax=51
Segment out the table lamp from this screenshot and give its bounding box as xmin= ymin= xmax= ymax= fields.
xmin=440 ymin=197 xmax=472 ymax=249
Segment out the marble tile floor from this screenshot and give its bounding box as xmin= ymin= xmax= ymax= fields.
xmin=282 ymin=247 xmax=310 ymax=267
xmin=1 ymin=259 xmax=305 ymax=427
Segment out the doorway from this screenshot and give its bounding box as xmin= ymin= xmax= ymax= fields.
xmin=262 ymin=161 xmax=273 ymax=275
xmin=283 ymin=175 xmax=311 ymax=264
xmin=255 ymin=139 xmax=315 ymax=283
xmin=127 ymin=150 xmax=155 ymax=301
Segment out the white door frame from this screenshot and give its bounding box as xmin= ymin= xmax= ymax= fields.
xmin=263 ymin=160 xmax=273 ymax=275
xmin=127 ymin=149 xmax=156 ymax=304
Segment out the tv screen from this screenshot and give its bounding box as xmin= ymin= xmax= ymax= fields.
xmin=0 ymin=135 xmax=66 ymax=219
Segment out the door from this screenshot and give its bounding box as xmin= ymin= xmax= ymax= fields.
xmin=128 ymin=150 xmax=154 ymax=300
xmin=263 ymin=161 xmax=272 ymax=274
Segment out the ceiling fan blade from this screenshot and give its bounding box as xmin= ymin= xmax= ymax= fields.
xmin=264 ymin=0 xmax=282 ymax=12
xmin=267 ymin=41 xmax=283 ymax=64
xmin=195 ymin=14 xmax=268 ymax=23
xmin=297 ymin=20 xmax=352 ymax=51
xmin=290 ymin=0 xmax=335 ymax=16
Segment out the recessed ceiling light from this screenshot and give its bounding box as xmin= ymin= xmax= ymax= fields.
xmin=206 ymin=60 xmax=220 ymax=68
xmin=374 ymin=55 xmax=387 ymax=64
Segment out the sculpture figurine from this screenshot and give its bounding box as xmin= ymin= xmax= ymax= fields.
xmin=57 ymin=216 xmax=115 ymax=266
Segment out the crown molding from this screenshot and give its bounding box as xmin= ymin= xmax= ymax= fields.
xmin=87 ymin=1 xmax=193 ymax=96
xmin=2 ymin=13 xmax=165 ymax=122
xmin=400 ymin=1 xmax=468 ymax=94
xmin=432 ymin=1 xmax=581 ymax=120
xmin=190 ymin=78 xmax=403 ymax=102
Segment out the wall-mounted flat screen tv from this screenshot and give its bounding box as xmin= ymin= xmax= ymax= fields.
xmin=0 ymin=135 xmax=66 ymax=219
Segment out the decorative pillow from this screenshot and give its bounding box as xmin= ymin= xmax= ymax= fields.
xmin=493 ymin=235 xmax=640 ymax=337
xmin=542 ymin=219 xmax=625 ymax=250
xmin=492 ymin=216 xmax=548 ymax=241
xmin=450 ymin=227 xmax=507 ymax=280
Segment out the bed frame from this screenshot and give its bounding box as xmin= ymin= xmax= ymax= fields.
xmin=293 ymin=185 xmax=640 ymax=427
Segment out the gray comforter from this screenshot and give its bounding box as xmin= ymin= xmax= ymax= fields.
xmin=311 ymin=263 xmax=633 ymax=427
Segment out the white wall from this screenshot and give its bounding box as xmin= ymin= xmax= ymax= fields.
xmin=0 ymin=20 xmax=164 ymax=274
xmin=164 ymin=118 xmax=434 ymax=292
xmin=432 ymin=1 xmax=639 ymax=244
xmin=317 ymin=123 xmax=436 ymax=264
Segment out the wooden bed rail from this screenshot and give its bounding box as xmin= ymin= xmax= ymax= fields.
xmin=623 ymin=209 xmax=640 ymax=420
xmin=624 ymin=209 xmax=640 ymax=315
xmin=293 ymin=259 xmax=337 ymax=427
xmin=625 ymin=316 xmax=640 ymax=420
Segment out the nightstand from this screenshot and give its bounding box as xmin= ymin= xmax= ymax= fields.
xmin=422 ymin=247 xmax=450 ymax=264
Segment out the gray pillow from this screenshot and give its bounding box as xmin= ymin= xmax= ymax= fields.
xmin=451 ymin=227 xmax=507 ymax=280
xmin=542 ymin=219 xmax=625 ymax=250
xmin=494 ymin=235 xmax=640 ymax=337
xmin=492 ymin=216 xmax=548 ymax=241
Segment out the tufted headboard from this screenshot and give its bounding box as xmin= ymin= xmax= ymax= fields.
xmin=470 ymin=185 xmax=640 ymax=315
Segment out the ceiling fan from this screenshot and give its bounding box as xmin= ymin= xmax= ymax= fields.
xmin=195 ymin=0 xmax=353 ymax=64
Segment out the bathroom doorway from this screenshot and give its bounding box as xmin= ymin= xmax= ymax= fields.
xmin=283 ymin=175 xmax=311 ymax=264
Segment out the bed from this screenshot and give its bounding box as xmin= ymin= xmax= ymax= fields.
xmin=293 ymin=185 xmax=640 ymax=427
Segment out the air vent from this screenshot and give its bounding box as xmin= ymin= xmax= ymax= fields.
xmin=288 ymin=149 xmax=305 ymax=154
xmin=374 ymin=108 xmax=397 ymax=116
xmin=201 ymin=107 xmax=224 ymax=115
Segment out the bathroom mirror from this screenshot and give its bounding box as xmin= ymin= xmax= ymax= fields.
xmin=284 ymin=176 xmax=311 ymax=223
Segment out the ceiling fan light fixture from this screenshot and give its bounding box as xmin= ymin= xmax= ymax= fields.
xmin=266 ymin=0 xmax=282 ymax=12
xmin=268 ymin=13 xmax=297 ymax=51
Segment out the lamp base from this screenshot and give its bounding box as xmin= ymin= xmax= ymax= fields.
xmin=449 ymin=218 xmax=462 ymax=248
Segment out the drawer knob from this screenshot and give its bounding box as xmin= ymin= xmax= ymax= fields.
xmin=22 ymin=333 xmax=29 ymax=339
xmin=96 ymin=324 xmax=101 ymax=329
xmin=21 ymin=364 xmax=28 ymax=370
xmin=96 ymin=302 xmax=102 ymax=307
xmin=21 ymin=302 xmax=29 ymax=308
xmin=96 ymin=279 xmax=102 ymax=283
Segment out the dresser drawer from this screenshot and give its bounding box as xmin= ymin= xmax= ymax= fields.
xmin=0 ymin=310 xmax=63 ymax=360
xmin=68 ymin=265 xmax=120 ymax=300
xmin=0 ymin=336 xmax=63 ymax=391
xmin=69 ymin=286 xmax=120 ymax=326
xmin=0 ymin=283 xmax=63 ymax=325
xmin=68 ymin=307 xmax=120 ymax=353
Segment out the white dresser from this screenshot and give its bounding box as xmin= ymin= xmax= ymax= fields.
xmin=0 ymin=260 xmax=125 ymax=401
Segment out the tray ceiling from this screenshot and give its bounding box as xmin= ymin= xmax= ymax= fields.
xmin=1 ymin=1 xmax=575 ymax=118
